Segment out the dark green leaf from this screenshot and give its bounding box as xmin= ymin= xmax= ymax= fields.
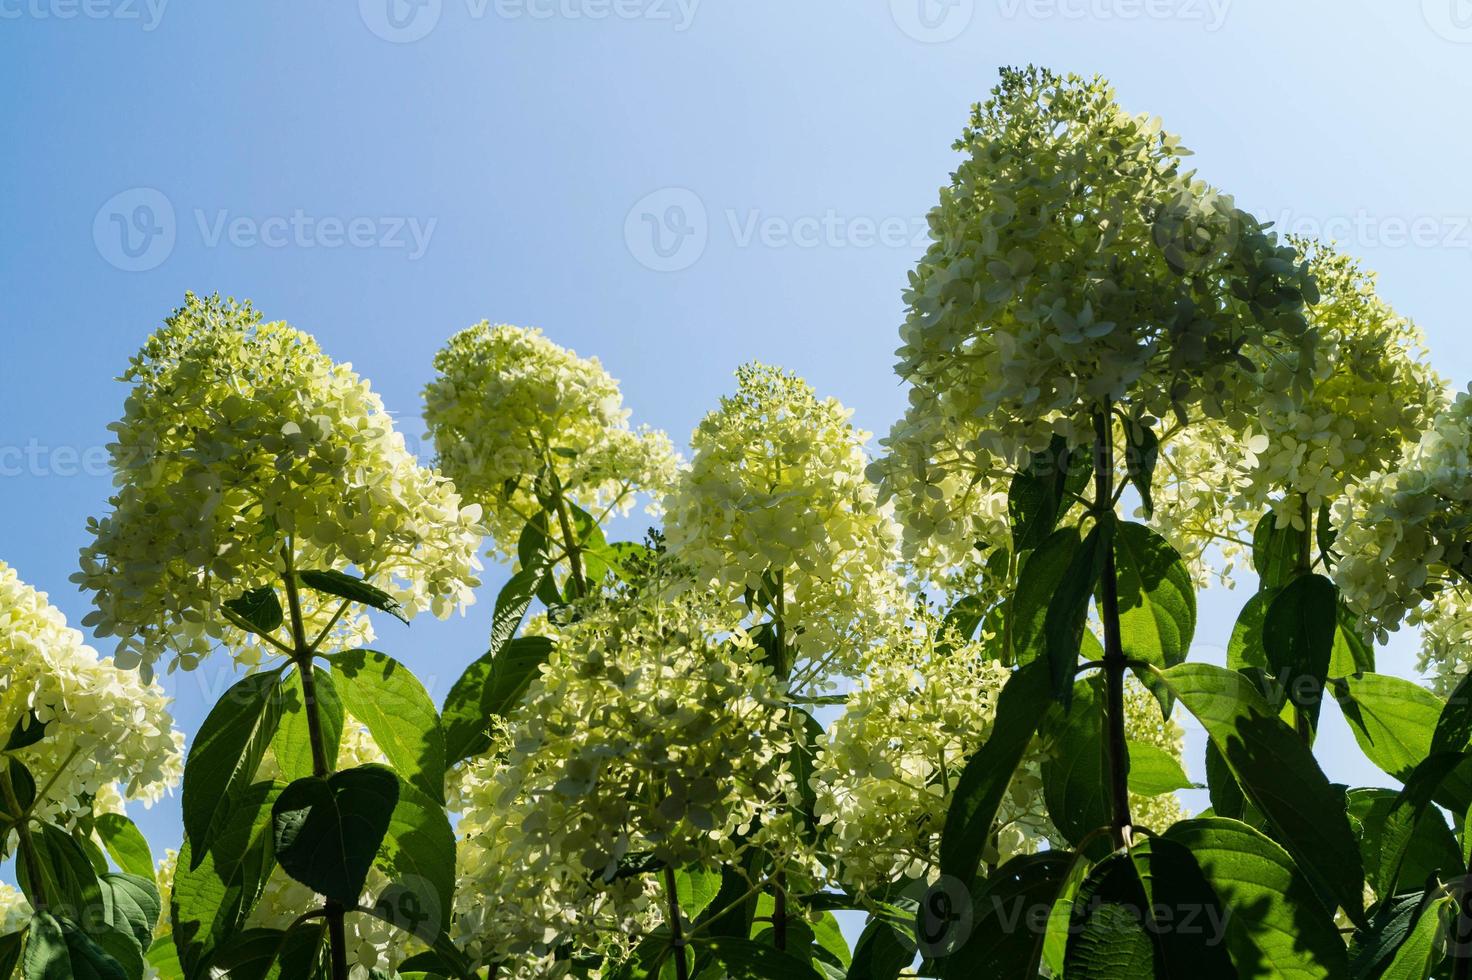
xmin=223 ymin=588 xmax=284 ymax=635
xmin=1165 ymin=817 xmax=1346 ymax=978
xmin=846 ymin=916 xmax=913 ymax=980
xmin=208 ymin=924 xmax=326 ymax=980
xmin=1380 ymin=894 xmax=1451 ymax=979
xmin=1111 ymin=521 xmax=1195 ymax=669
xmin=18 ymin=824 xmax=104 ymax=924
xmin=95 ymin=815 xmax=156 ymax=884
xmin=99 ymin=872 xmax=161 ymax=953
xmin=1263 ymin=574 xmax=1337 ymax=729
xmin=442 ymin=636 xmax=553 ymax=764
xmin=328 ymin=650 xmax=446 ymax=802
xmin=297 ymin=570 xmax=408 ymax=624
xmin=1433 ymin=663 xmax=1472 ymax=759
xmin=144 ymin=937 xmax=182 ymax=980
xmin=7 ymin=759 xmax=35 ymax=812
xmin=1335 ymin=674 xmax=1444 ymax=784
xmin=1064 ymin=850 xmax=1161 ymax=976
xmin=183 ymin=672 xmax=284 ymax=856
xmin=1126 ymin=740 xmax=1194 ymax=796
xmin=1331 ymin=605 xmax=1376 ymax=676
xmin=1227 ymin=590 xmax=1274 ymax=671
xmin=1253 ymin=512 xmax=1307 ymax=590
xmin=272 ymin=765 xmax=399 ymax=904
xmin=1009 ymin=436 xmax=1088 ymax=553
xmin=1127 ymin=836 xmax=1236 ymax=976
xmin=939 ymin=660 xmax=1051 ymax=886
xmin=1010 ymin=528 xmax=1080 ymax=667
xmin=1349 ymin=891 xmax=1435 ymax=980
xmin=0 ymin=931 xmax=22 ymax=980
xmin=1045 ymin=524 xmax=1105 ymax=704
xmin=372 ymin=779 xmax=456 ymax=943
xmin=690 ymin=937 xmax=823 ymax=978
xmin=271 ymin=666 xmax=343 ymax=782
xmin=939 ymin=594 xmax=988 ymax=651
xmin=1349 ymin=789 xmax=1461 ymax=900
xmin=1041 ymin=679 xmax=1110 ymax=848
xmin=23 ymin=912 xmax=134 ymax=980
xmin=1125 ymin=420 xmax=1160 ymax=517
xmin=171 ymin=780 xmax=283 ymax=980
xmin=1204 ymin=740 xmax=1247 ymax=822
xmin=931 ymin=853 xmax=1071 ymax=979
xmin=1158 ymin=663 xmax=1366 ymax=925
xmin=5 ymin=711 xmax=48 ymax=752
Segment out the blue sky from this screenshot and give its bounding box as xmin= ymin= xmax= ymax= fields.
xmin=3 ymin=0 xmax=1472 ymax=901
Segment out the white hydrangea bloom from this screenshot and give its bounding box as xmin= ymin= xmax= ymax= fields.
xmin=452 ymin=585 xmax=801 ymax=972
xmin=1148 ymin=243 xmax=1444 ymax=584
xmin=663 ymin=363 xmax=906 ymax=684
xmin=812 ymin=625 xmax=1185 ymax=895
xmin=812 ymin=632 xmax=1052 ymax=892
xmin=424 ymin=323 xmax=679 ymax=559
xmin=74 ymin=294 xmax=484 ymax=674
xmin=877 ymin=66 xmax=1315 ymax=535
xmin=0 ymin=881 xmax=30 ymax=933
xmin=1412 ymin=589 xmax=1472 ymax=694
xmin=1333 ymin=388 xmax=1472 ymax=640
xmin=0 ymin=561 xmax=183 ymax=830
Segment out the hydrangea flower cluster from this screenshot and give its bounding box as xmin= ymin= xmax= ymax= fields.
xmin=1148 ymin=243 xmax=1444 ymax=583
xmin=876 ymin=69 xmax=1315 ymax=570
xmin=1411 ymin=590 xmax=1472 ymax=694
xmin=423 ymin=323 xmax=679 ymax=559
xmin=74 ymin=294 xmax=485 ymax=674
xmin=811 ymin=624 xmax=1184 ymax=895
xmin=1333 ymin=388 xmax=1472 ymax=640
xmin=880 ymin=68 xmax=1313 ymax=473
xmin=811 ymin=629 xmax=1052 ymax=892
xmin=662 ymin=363 xmax=905 ymax=681
xmin=452 ymin=583 xmax=800 ymax=970
xmin=1 ymin=560 xmax=183 ymax=828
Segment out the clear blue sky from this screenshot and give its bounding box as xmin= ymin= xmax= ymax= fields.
xmin=3 ymin=0 xmax=1471 ymax=885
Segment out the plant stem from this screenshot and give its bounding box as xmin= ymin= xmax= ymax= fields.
xmin=282 ymin=549 xmax=350 ymax=980
xmin=1454 ymin=875 xmax=1472 ymax=980
xmin=1 ymin=770 xmax=46 ymax=910
xmin=1092 ymin=409 xmax=1133 ymax=850
xmin=551 ymin=484 xmax=587 ymax=598
xmin=772 ymin=568 xmax=789 ymax=951
xmin=663 ymin=865 xmax=691 ymax=980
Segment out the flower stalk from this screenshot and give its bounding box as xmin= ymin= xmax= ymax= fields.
xmin=1093 ymin=409 xmax=1134 ymax=850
